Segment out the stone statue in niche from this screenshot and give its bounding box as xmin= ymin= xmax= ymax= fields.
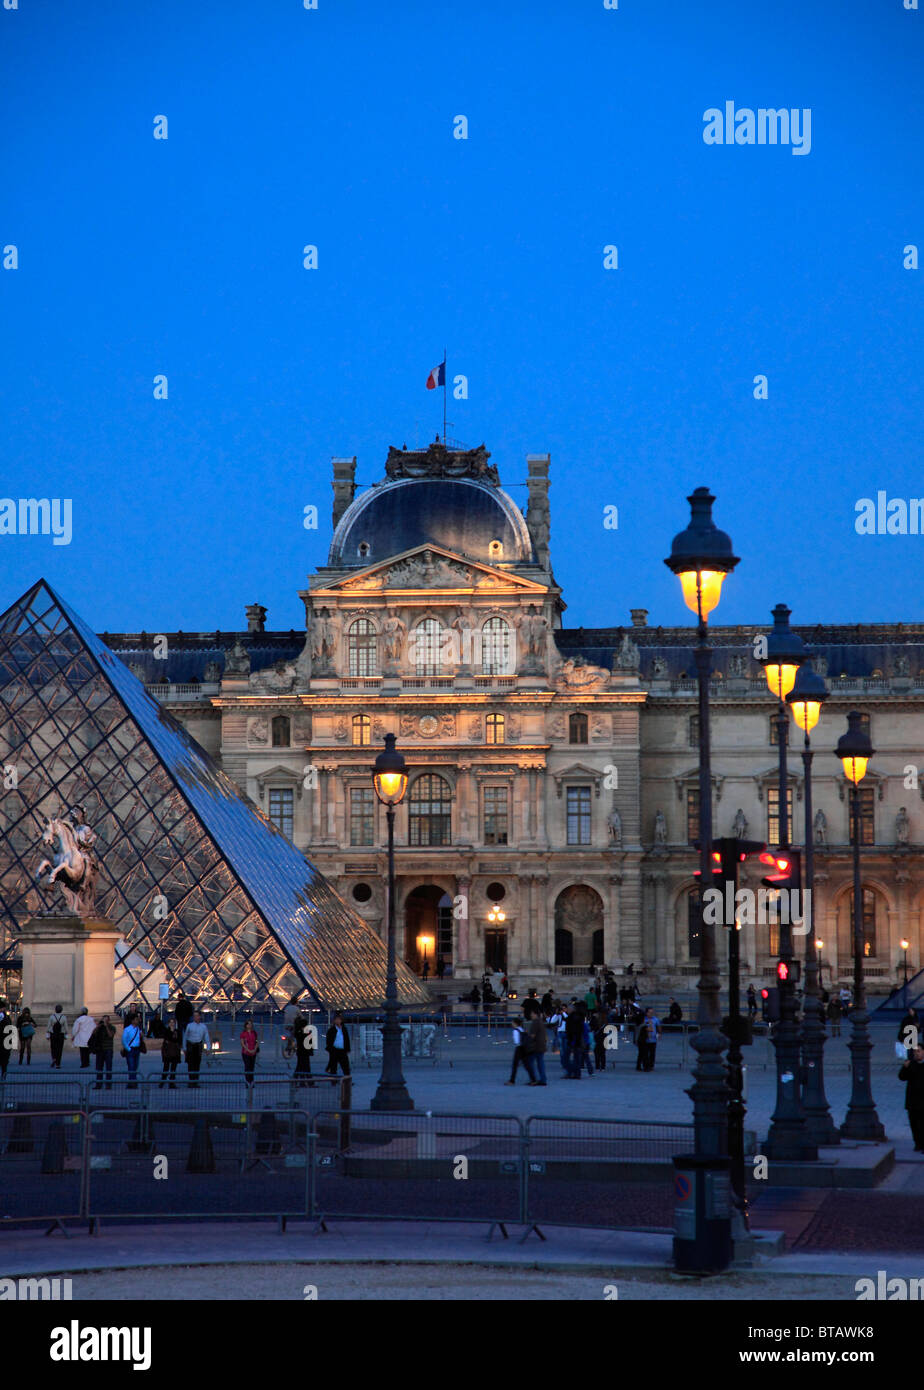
xmin=896 ymin=806 xmax=911 ymax=846
xmin=381 ymin=610 xmax=406 ymax=672
xmin=732 ymin=808 xmax=748 ymax=839
xmin=309 ymin=607 xmax=337 ymax=674
xmin=517 ymin=605 xmax=549 ymax=672
xmin=248 ymin=717 xmax=269 ymax=746
xmin=654 ymin=809 xmax=667 ymax=844
xmin=814 ymin=809 xmax=827 ymax=847
xmin=607 ymin=807 xmax=622 ymax=846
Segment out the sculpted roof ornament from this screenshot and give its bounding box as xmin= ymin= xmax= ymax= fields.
xmin=385 ymin=440 xmax=499 ymax=486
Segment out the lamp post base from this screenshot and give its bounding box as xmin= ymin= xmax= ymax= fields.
xmin=370 ymin=1084 xmax=415 ymax=1113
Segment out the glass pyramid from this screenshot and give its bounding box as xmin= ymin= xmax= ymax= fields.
xmin=0 ymin=580 xmax=431 ymax=1011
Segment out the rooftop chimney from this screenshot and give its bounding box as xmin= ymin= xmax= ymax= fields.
xmin=332 ymin=456 xmax=357 ymax=530
xmin=525 ymin=453 xmax=551 ymax=569
xmin=246 ymin=604 xmax=267 ymax=634
xmin=630 ymin=609 xmax=649 ymax=628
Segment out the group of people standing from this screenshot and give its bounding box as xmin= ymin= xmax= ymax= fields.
xmin=504 ymin=984 xmax=671 ymax=1084
xmin=282 ymin=1001 xmax=352 ymax=1085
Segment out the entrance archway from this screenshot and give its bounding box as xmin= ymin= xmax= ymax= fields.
xmin=404 ymin=884 xmax=453 ymax=976
xmin=554 ymin=885 xmax=604 ymax=967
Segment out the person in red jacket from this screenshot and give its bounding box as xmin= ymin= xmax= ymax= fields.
xmin=240 ymin=1017 xmax=259 ymax=1086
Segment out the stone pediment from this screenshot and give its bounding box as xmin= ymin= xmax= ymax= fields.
xmin=320 ymin=545 xmax=546 ymax=595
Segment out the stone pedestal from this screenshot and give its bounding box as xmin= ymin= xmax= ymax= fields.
xmin=19 ymin=915 xmax=121 ymax=1049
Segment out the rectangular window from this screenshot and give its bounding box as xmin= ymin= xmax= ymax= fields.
xmin=268 ymin=788 xmax=294 ymax=840
xmin=483 ymin=786 xmax=508 ymax=845
xmin=486 ymin=713 xmax=505 ymax=744
xmin=858 ymin=786 xmax=875 ymax=846
xmin=688 ymin=715 xmax=699 ymax=748
xmin=686 ymin=788 xmax=699 ymax=846
xmin=767 ymin=787 xmax=793 ymax=847
xmin=566 ymin=786 xmax=592 ymax=845
xmin=350 ymin=787 xmax=375 ymax=847
xmin=769 ymin=717 xmax=789 ymax=746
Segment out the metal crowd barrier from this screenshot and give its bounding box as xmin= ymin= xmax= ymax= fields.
xmin=311 ymin=1110 xmax=524 ymax=1232
xmin=0 ymin=1071 xmax=347 ymax=1113
xmin=84 ymin=1109 xmax=315 ymax=1225
xmin=0 ymin=1108 xmax=87 ymax=1230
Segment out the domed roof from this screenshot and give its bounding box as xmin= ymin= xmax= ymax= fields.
xmin=328 ymin=444 xmax=535 ymax=568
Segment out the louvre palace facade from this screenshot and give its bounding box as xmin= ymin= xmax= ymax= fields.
xmin=99 ymin=441 xmax=924 ymax=995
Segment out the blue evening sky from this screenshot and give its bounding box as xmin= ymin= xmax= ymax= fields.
xmin=1 ymin=0 xmax=922 ymax=633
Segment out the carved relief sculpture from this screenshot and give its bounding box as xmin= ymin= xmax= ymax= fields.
xmin=247 ymin=716 xmax=269 ymax=746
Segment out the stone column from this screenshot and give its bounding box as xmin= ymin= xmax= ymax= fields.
xmin=606 ymin=872 xmax=622 ymax=965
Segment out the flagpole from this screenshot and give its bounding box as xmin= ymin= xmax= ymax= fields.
xmin=443 ymin=348 xmax=447 ymax=443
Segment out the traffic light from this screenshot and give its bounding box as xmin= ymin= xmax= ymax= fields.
xmin=759 ymin=847 xmax=801 ymax=893
xmin=761 ymin=986 xmax=780 ymax=1023
xmin=776 ymin=958 xmax=801 ymax=984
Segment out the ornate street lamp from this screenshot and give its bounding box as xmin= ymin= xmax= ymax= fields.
xmin=835 ymin=711 xmax=885 ymax=1140
xmin=787 ymin=661 xmax=838 ymax=1146
xmin=370 ymin=733 xmax=414 ymax=1112
xmin=760 ymin=607 xmax=815 ymax=1161
xmin=900 ymin=938 xmax=911 ymax=989
xmin=664 ymin=486 xmax=738 ymax=1272
xmin=815 ymin=939 xmax=825 ymax=991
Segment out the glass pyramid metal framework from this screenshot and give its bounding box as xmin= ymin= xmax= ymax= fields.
xmin=0 ymin=580 xmax=431 ymax=1012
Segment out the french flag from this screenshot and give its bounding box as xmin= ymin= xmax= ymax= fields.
xmin=426 ymin=361 xmax=446 ymax=390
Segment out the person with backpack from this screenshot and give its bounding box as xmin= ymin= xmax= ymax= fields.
xmin=240 ymin=1016 xmax=260 ymax=1086
xmin=121 ymin=1011 xmax=144 ymax=1088
xmin=46 ymin=1006 xmax=68 ymax=1068
xmin=89 ymin=1015 xmax=116 ymax=1089
xmin=17 ymin=1007 xmax=36 ymax=1065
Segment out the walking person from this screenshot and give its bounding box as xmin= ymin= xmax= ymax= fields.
xmin=174 ymin=990 xmax=193 ymax=1048
xmin=592 ymin=1010 xmax=607 ymax=1072
xmin=240 ymin=1016 xmax=260 ymax=1086
xmin=121 ymin=1012 xmax=144 ymax=1088
xmin=324 ymin=1012 xmax=351 ymax=1076
xmin=293 ymin=1010 xmax=314 ymax=1086
xmin=436 ymin=954 xmax=446 ymax=980
xmin=17 ymin=1007 xmax=36 ymax=1065
xmin=898 ymin=1007 xmax=921 ymax=1055
xmin=746 ymin=984 xmax=758 ymax=1017
xmin=89 ymin=1015 xmax=116 ymax=1089
xmin=46 ymin=1005 xmax=68 ymax=1069
xmin=184 ymin=1010 xmax=209 ymax=1088
xmin=564 ymin=1004 xmax=584 ymax=1080
xmin=159 ymin=1019 xmax=181 ymax=1088
xmin=637 ymin=1008 xmax=662 ymax=1072
xmin=505 ymin=1016 xmax=530 ymax=1085
xmin=826 ymin=996 xmax=842 ymax=1038
xmin=523 ymin=1003 xmax=548 ymax=1086
xmin=898 ymin=1043 xmax=924 ymax=1152
xmin=71 ymin=1007 xmax=96 ymax=1069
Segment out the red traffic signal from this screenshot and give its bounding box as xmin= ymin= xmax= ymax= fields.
xmin=693 ymin=850 xmax=723 ymax=879
xmin=760 ymin=988 xmax=770 ymax=1000
xmin=776 ymin=960 xmax=790 ymax=982
xmin=760 ymin=847 xmax=801 ymax=892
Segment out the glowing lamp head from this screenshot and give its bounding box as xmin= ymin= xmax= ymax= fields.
xmin=836 ymin=711 xmax=874 ymax=786
xmin=901 ymin=938 xmax=910 ymax=952
xmin=372 ymin=732 xmax=408 ymax=805
xmin=759 ymin=604 xmax=806 ymax=700
xmin=786 ymin=660 xmax=829 ymax=734
xmin=664 ymin=487 xmax=738 ymax=624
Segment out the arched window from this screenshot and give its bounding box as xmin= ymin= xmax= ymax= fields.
xmin=409 ymin=774 xmax=452 ymax=846
xmin=348 ymin=619 xmax=377 ymax=677
xmin=569 ymin=712 xmax=588 ymax=744
xmin=271 ymin=715 xmax=290 ymax=748
xmin=413 ymin=618 xmax=444 ymax=676
xmin=481 ymin=617 xmax=511 ymax=675
xmin=486 ymin=713 xmax=505 ymax=744
xmin=352 ymin=713 xmax=371 ymax=746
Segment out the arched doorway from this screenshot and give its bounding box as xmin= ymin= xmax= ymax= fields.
xmin=404 ymin=884 xmax=453 ymax=976
xmin=554 ymin=885 xmax=604 ymax=967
